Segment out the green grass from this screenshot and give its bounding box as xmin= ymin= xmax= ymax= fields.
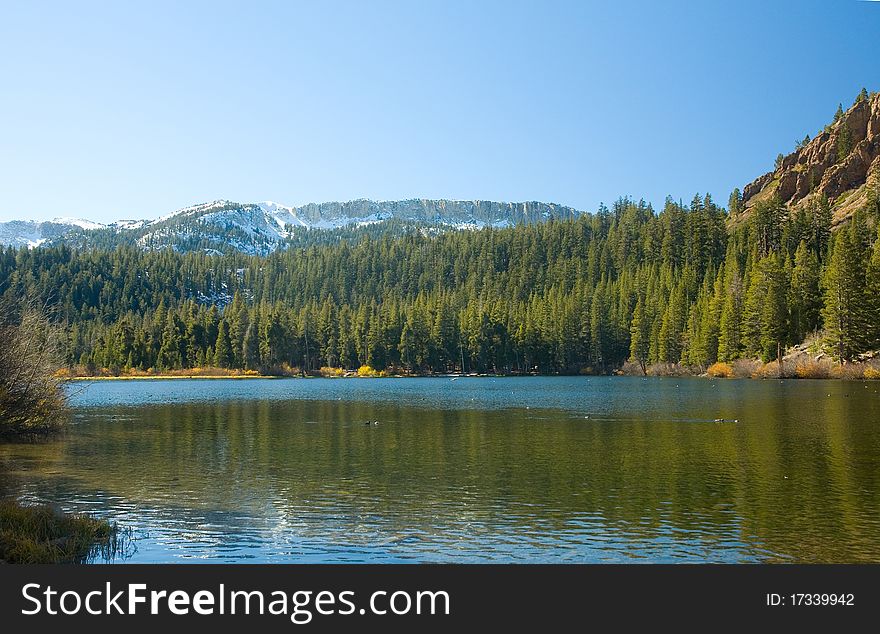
xmin=0 ymin=499 xmax=125 ymax=564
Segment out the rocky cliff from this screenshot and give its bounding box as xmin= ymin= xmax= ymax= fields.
xmin=742 ymin=93 xmax=880 ymax=223
xmin=741 ymin=92 xmax=880 ymax=225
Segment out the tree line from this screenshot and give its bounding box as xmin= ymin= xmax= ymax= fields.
xmin=1 ymin=193 xmax=878 ymax=375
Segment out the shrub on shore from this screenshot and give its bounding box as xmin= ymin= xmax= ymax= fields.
xmin=794 ymin=359 xmax=835 ymax=379
xmin=731 ymin=359 xmax=761 ymax=378
xmin=0 ymin=500 xmax=123 ymax=564
xmin=706 ymin=362 xmax=735 ymax=378
xmin=57 ymin=364 xmax=304 ymax=378
xmin=355 ymin=365 xmax=393 ymax=377
xmin=319 ymin=366 xmax=346 ymax=377
xmin=0 ymin=303 xmax=68 ymax=439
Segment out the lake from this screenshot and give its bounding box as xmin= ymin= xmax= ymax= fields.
xmin=1 ymin=377 xmax=879 ymax=563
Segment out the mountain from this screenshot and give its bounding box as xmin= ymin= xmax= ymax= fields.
xmin=5 ymin=92 xmax=877 ymax=254
xmin=0 ymin=217 xmax=114 ymax=248
xmin=740 ymin=91 xmax=880 ymax=225
xmin=0 ymin=198 xmax=581 ymax=255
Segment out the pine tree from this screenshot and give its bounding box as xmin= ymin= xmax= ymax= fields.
xmin=822 ymin=213 xmax=871 ymax=362
xmin=753 ymin=195 xmax=785 ymax=256
xmin=629 ymin=295 xmax=650 ymax=374
xmin=157 ymin=312 xmax=184 ymax=370
xmin=810 ymin=195 xmax=833 ymax=260
xmin=214 ymin=320 xmax=234 ymax=369
xmin=789 ymin=240 xmax=821 ymax=342
xmin=758 ymin=254 xmax=788 ymax=362
xmin=227 ymin=292 xmax=248 ymax=368
xmin=242 ymin=319 xmax=261 ymax=370
xmin=399 ymin=319 xmax=416 ymax=370
xmin=589 ymin=281 xmax=608 ymax=369
xmin=728 ymin=188 xmax=743 ymax=217
xmin=866 ymin=226 xmax=880 ymax=349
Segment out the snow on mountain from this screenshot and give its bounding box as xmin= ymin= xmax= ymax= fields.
xmin=50 ymin=217 xmax=106 ymax=230
xmin=112 ymin=219 xmax=148 ymax=230
xmin=0 ymin=219 xmax=96 ymax=249
xmin=0 ymin=198 xmax=582 ymax=253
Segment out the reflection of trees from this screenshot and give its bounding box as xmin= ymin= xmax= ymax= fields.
xmin=2 ymin=381 xmax=879 ymax=562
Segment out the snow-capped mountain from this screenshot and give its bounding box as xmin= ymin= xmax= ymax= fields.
xmin=0 ymin=218 xmax=107 ymax=249
xmin=0 ymin=198 xmax=582 ymax=254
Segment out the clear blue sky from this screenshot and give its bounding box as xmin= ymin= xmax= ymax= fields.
xmin=1 ymin=0 xmax=878 ymax=223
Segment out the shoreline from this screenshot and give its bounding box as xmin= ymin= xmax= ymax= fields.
xmin=62 ymin=372 xmax=879 ymax=382
xmin=66 ymin=374 xmax=287 ymax=381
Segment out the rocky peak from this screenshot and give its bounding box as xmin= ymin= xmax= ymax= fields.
xmin=741 ymin=92 xmax=880 ymax=224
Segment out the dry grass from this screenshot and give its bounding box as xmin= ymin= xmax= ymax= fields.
xmin=0 ymin=500 xmax=126 ymax=564
xmin=732 ymin=359 xmax=762 ymax=378
xmin=833 ymin=363 xmax=869 ymax=380
xmin=794 ymin=359 xmax=835 ymax=379
xmin=646 ymin=363 xmax=694 ymax=377
xmin=618 ymin=361 xmax=645 ymax=376
xmin=752 ymin=362 xmax=785 ymax=379
xmin=58 ymin=365 xmax=300 ymax=379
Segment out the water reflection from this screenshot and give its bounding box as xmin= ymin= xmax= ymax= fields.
xmin=0 ymin=377 xmax=878 ymax=562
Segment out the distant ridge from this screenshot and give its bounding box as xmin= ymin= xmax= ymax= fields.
xmin=0 ymin=198 xmax=582 ymax=255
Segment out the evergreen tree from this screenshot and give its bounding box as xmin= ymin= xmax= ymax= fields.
xmin=718 ymin=264 xmax=743 ymax=362
xmin=866 ymin=226 xmax=880 ymax=349
xmin=214 ymin=320 xmax=234 ymax=369
xmin=629 ymin=295 xmax=649 ymax=374
xmin=758 ymin=254 xmax=788 ymax=362
xmin=728 ymin=188 xmax=743 ymax=217
xmin=789 ymin=240 xmax=821 ymax=342
xmin=822 ymin=213 xmax=871 ymax=362
xmin=242 ymin=319 xmax=261 ymax=370
xmin=157 ymin=312 xmax=184 ymax=370
xmin=809 ymin=195 xmax=832 ymax=260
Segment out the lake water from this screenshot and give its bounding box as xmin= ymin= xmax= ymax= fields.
xmin=1 ymin=377 xmax=879 ymax=563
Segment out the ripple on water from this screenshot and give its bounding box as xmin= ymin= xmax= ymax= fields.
xmin=0 ymin=377 xmax=876 ymax=562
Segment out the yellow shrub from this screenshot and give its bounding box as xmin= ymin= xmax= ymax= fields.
xmin=357 ymin=365 xmax=379 ymax=377
xmin=706 ymin=362 xmax=734 ymax=378
xmin=319 ymin=366 xmax=345 ymax=377
xmin=863 ymin=367 xmax=880 ymax=380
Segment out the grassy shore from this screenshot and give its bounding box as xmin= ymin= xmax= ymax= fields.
xmin=69 ymin=374 xmax=284 ymax=381
xmin=57 ymin=356 xmax=880 ymax=382
xmin=0 ymin=500 xmax=122 ymax=564
xmin=57 ymin=366 xmax=277 ymax=380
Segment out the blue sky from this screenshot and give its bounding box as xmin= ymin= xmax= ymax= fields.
xmin=1 ymin=0 xmax=878 ymax=223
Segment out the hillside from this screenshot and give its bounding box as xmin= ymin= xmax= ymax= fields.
xmin=2 ymin=188 xmax=877 ymax=377
xmin=740 ymin=90 xmax=880 ymax=225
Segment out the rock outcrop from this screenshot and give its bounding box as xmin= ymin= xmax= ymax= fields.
xmin=741 ymin=92 xmax=880 ymax=225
